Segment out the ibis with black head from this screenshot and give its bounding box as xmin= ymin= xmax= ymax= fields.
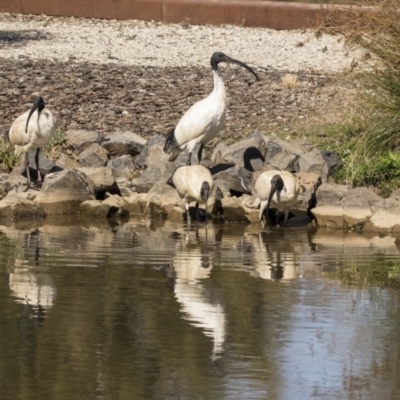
xmin=163 ymin=52 xmax=259 ymax=165
xmin=168 ymin=165 xmax=215 ymax=225
xmin=8 ymin=96 xmax=57 ymax=190
xmin=254 ymin=170 xmax=300 ymax=226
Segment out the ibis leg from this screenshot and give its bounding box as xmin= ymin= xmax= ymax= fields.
xmin=185 ymin=204 xmax=191 ymax=225
xmin=195 ymin=202 xmax=200 ymax=224
xmin=197 ymin=144 xmax=205 ymax=163
xmin=24 ymin=152 xmax=31 ymax=191
xmin=35 ymin=148 xmax=42 ymax=184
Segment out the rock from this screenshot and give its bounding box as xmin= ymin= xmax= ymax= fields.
xmin=101 ymin=131 xmax=147 ymax=157
xmin=219 ymin=196 xmax=248 ymax=222
xmin=212 ymin=133 xmax=267 ymax=171
xmin=264 ymin=137 xmax=302 ymax=171
xmin=123 ymin=192 xmax=150 ymax=216
xmin=316 ymin=182 xmax=352 ymax=207
xmin=341 ymin=187 xmax=384 ymax=227
xmin=78 ymin=200 xmax=112 ymax=219
xmin=133 ymin=137 xmax=182 ymax=193
xmin=0 ymin=173 xmax=27 ymax=200
xmin=11 ymin=151 xmax=62 ymax=182
xmin=293 ymin=172 xmax=322 ymax=214
xmin=311 ymin=205 xmax=346 ymax=229
xmin=364 ymin=197 xmax=400 ymax=233
xmin=210 ymin=164 xmax=253 ymax=195
xmin=294 ymin=148 xmax=329 ymax=181
xmin=35 ymin=169 xmax=96 ymax=214
xmin=79 ymin=143 xmax=108 ymax=167
xmin=55 ymin=153 xmax=81 ymax=169
xmin=77 ymin=167 xmax=119 ymax=197
xmin=364 ymin=210 xmax=400 ymax=234
xmin=101 ymin=194 xmax=128 ymax=217
xmin=0 ymin=195 xmax=46 ymax=221
xmin=65 ymin=130 xmax=103 ymax=154
xmin=143 ymin=182 xmax=182 ymax=218
xmin=320 ymin=150 xmax=342 ymax=174
xmin=136 ymin=135 xmax=166 ymax=168
xmin=107 ymin=155 xmax=136 ymax=179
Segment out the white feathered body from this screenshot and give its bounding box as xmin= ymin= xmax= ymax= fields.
xmin=169 ymin=71 xmax=226 ymax=161
xmin=9 ymin=108 xmax=57 ymax=156
xmin=172 ymin=165 xmax=215 ymax=210
xmin=254 ymin=170 xmax=300 ymax=218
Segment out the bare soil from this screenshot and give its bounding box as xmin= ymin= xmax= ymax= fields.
xmin=0 ymin=57 xmax=358 ymax=145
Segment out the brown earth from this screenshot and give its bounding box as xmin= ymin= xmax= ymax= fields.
xmin=0 ymin=57 xmax=358 ymax=147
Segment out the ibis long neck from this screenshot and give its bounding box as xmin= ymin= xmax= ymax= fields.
xmin=212 ymin=70 xmax=226 ymax=102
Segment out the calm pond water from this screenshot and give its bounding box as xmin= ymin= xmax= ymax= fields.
xmin=1 ymin=218 xmax=400 ymax=400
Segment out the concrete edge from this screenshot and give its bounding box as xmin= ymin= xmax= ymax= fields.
xmin=0 ymin=0 xmax=351 ymax=30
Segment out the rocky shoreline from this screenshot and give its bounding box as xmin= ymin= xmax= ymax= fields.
xmin=1 ymin=127 xmax=400 ymax=234
xmin=2 ymin=14 xmax=396 ymax=234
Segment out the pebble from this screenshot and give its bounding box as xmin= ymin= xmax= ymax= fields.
xmin=0 ymin=13 xmax=362 ymax=73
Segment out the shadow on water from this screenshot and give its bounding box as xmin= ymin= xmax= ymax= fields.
xmin=0 ymin=30 xmax=52 ymax=48
xmin=1 ymin=218 xmax=400 ymax=399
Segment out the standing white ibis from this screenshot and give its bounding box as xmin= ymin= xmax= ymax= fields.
xmin=7 ymin=96 xmax=57 ymax=190
xmin=168 ymin=165 xmax=215 ymax=224
xmin=253 ymin=170 xmax=300 ymax=226
xmin=163 ymin=52 xmax=259 ymax=165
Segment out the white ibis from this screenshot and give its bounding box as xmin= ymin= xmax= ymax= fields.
xmin=163 ymin=52 xmax=260 ymax=165
xmin=168 ymin=165 xmax=215 ymax=224
xmin=253 ymin=170 xmax=300 ymax=226
xmin=7 ymin=96 xmax=57 ymax=190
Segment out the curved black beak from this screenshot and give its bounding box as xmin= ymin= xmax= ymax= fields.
xmin=265 ymin=174 xmax=284 ymax=221
xmin=25 ymin=96 xmax=45 ymax=133
xmin=221 ymin=54 xmax=260 ymax=81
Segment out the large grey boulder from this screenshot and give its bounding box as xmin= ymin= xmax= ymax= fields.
xmin=212 ymin=133 xmax=267 ymax=172
xmin=364 ymin=197 xmax=400 ymax=234
xmin=107 ymin=155 xmax=136 ymax=179
xmin=312 ymin=187 xmax=385 ymax=229
xmin=101 ymin=131 xmax=147 ymax=157
xmin=341 ymin=187 xmax=384 ymax=227
xmin=294 ymin=148 xmax=329 ymax=180
xmin=0 ymin=193 xmax=45 ymax=222
xmin=65 ymin=130 xmax=103 ymax=154
xmin=0 ymin=173 xmax=27 ymax=200
xmin=315 ymin=182 xmax=352 ymax=207
xmin=210 ymin=164 xmax=253 ymax=196
xmin=55 ymin=153 xmax=81 ymax=170
xmin=134 ymin=138 xmax=179 ymax=193
xmin=292 ymin=172 xmax=322 ymax=214
xmin=11 ymin=151 xmax=62 ymax=183
xmin=143 ymin=182 xmax=182 ymax=218
xmin=77 ymin=167 xmax=119 ymax=196
xmin=79 ymin=143 xmax=108 ymax=168
xmin=264 ymin=137 xmax=303 ymax=171
xmin=35 ymin=169 xmax=96 ymax=214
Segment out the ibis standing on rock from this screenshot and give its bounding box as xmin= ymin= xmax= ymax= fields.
xmin=253 ymin=170 xmax=300 ymax=226
xmin=168 ymin=165 xmax=215 ymax=225
xmin=7 ymin=96 xmax=57 ymax=190
xmin=163 ymin=52 xmax=260 ymax=165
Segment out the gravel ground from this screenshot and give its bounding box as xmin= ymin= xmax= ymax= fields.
xmin=0 ymin=13 xmax=363 ymax=142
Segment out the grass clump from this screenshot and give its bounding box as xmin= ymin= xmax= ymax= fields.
xmin=0 ymin=139 xmax=19 ymax=173
xmin=44 ymin=129 xmax=66 ymax=160
xmin=321 ymin=0 xmax=400 ymax=193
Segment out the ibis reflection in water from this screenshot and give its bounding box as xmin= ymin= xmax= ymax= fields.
xmin=7 ymin=96 xmax=57 ymax=191
xmin=170 ymin=227 xmax=226 ymax=360
xmin=163 ymin=52 xmax=260 ymax=165
xmin=5 ymin=229 xmax=57 ymax=326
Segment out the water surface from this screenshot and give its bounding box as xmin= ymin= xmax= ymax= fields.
xmin=1 ymin=219 xmax=400 ymax=399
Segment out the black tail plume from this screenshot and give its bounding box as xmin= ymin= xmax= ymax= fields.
xmin=163 ymin=128 xmax=177 ymax=154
